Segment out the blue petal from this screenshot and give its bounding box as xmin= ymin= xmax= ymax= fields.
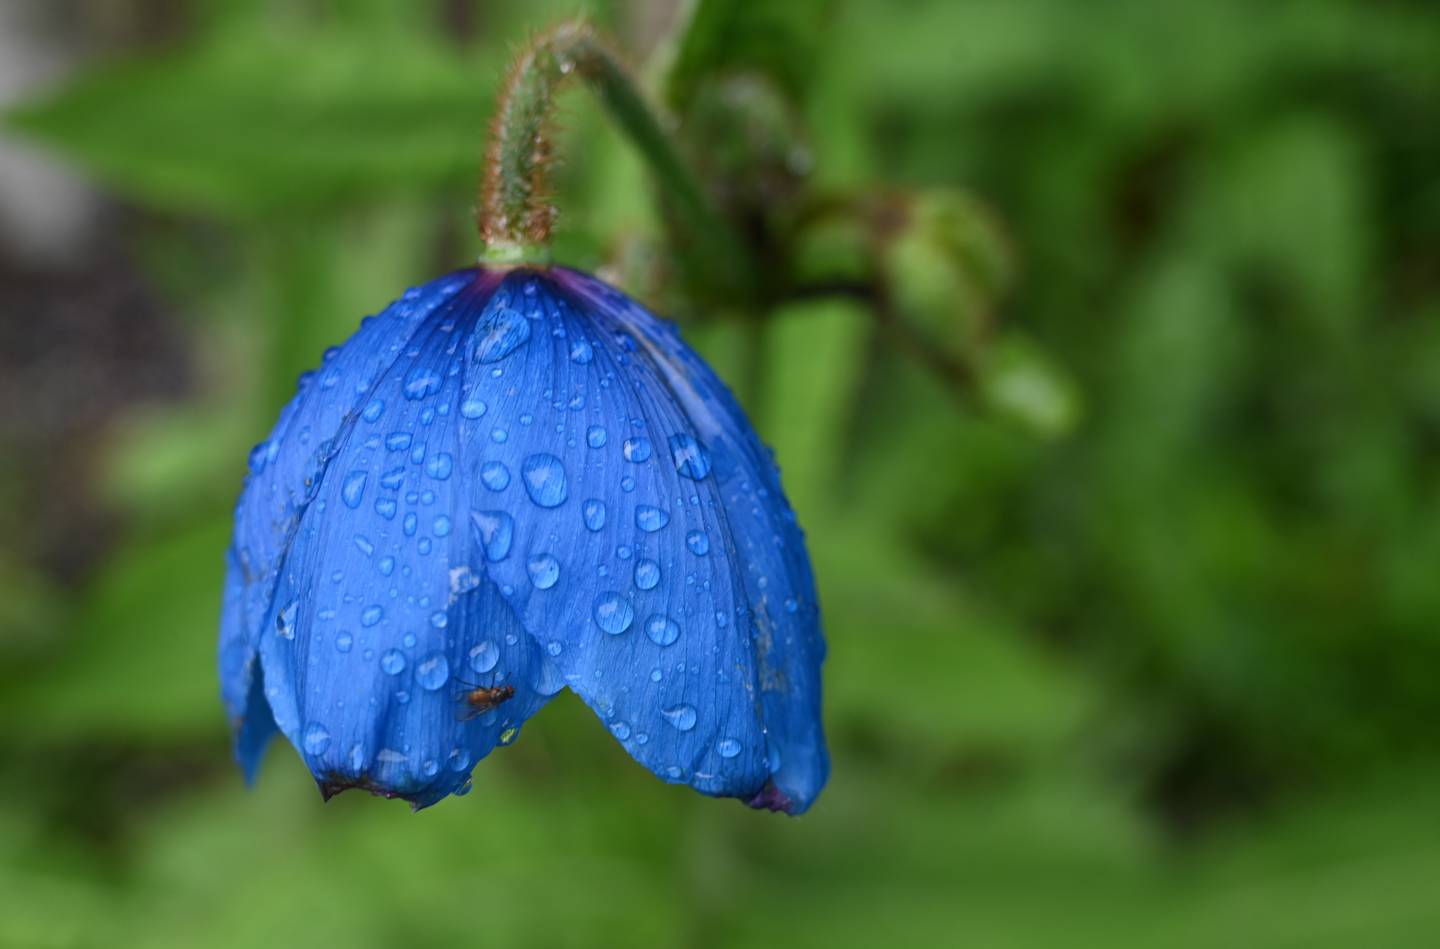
xmin=442 ymin=268 xmax=828 ymax=812
xmin=223 ymin=271 xmax=558 ymax=806
xmin=565 ymin=270 xmax=829 ymax=811
xmin=222 ymin=265 xmax=828 ymax=813
xmin=219 ymin=272 xmax=471 ymax=732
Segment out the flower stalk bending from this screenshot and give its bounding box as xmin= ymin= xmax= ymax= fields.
xmin=478 ymin=19 xmax=753 ymax=295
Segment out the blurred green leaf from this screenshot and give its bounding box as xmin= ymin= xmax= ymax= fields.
xmin=1 ymin=518 xmax=231 ymax=742
xmin=817 ymin=528 xmax=1095 ymax=755
xmin=4 ymin=2 xmax=1440 ymax=946
xmin=0 ymin=553 xmax=64 ymax=659
xmin=6 ymin=28 xmax=495 ymax=218
xmin=0 ymin=814 xmax=113 ymax=949
xmin=99 ymin=405 xmax=254 ymax=527
xmin=665 ymin=0 xmax=833 ymax=112
xmin=885 ymin=188 xmax=1019 ymax=367
xmin=980 ymin=332 xmax=1082 ymax=438
xmin=760 ymin=299 xmax=869 ymax=516
xmin=1200 ymin=116 xmax=1372 ymax=332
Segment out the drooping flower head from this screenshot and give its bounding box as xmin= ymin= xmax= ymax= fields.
xmin=220 ymin=267 xmax=828 ymax=813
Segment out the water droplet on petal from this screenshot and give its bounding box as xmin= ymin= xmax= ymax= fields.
xmin=425 ymin=452 xmax=453 ymax=480
xmin=362 ymin=399 xmax=385 ymax=422
xmin=302 ymin=723 xmax=331 ymax=756
xmin=450 ymin=566 xmax=481 ymax=596
xmin=528 ymin=554 xmax=560 ymax=590
xmin=592 ymin=592 xmax=634 ymax=635
xmin=663 ymin=705 xmax=697 ymax=732
xmin=717 ymin=738 xmax=742 ymax=759
xmin=636 ymin=505 xmax=670 ymax=532
xmin=468 ymin=640 xmax=499 ymax=673
xmin=521 ymin=453 xmax=568 ymax=508
xmin=622 ymin=437 xmax=652 ymax=463
xmin=570 ymin=337 xmax=593 ymax=364
xmin=381 ymin=649 xmax=407 ymax=675
xmin=480 ymin=460 xmax=510 ymax=491
xmin=475 ymin=306 xmax=531 ymax=362
xmin=335 ymin=632 xmax=353 ymax=653
xmin=583 ymin=499 xmax=606 ymax=531
xmin=634 ymin=559 xmax=661 ymax=591
xmin=415 ymin=653 xmax=450 ymax=690
xmin=460 ymin=398 xmax=487 ymax=419
xmin=470 ymin=511 xmax=514 ymax=561
xmin=275 ymin=599 xmax=299 ymax=639
xmin=586 ymin=425 xmax=607 ymax=448
xmin=361 ymin=605 xmax=383 ymax=627
xmin=341 ymin=471 xmax=368 ymax=509
xmin=644 ymin=614 xmax=680 ymax=646
xmin=404 ymin=366 xmax=442 ymax=400
xmin=669 ymin=434 xmax=712 ymax=480
xmin=686 ymin=530 xmax=710 ymax=556
xmin=609 ymin=721 xmax=631 ymax=741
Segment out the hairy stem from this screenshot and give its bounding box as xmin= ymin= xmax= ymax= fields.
xmin=479 ymin=18 xmax=753 ymax=292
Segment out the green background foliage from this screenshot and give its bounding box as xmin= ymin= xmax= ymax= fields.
xmin=2 ymin=0 xmax=1439 ymax=945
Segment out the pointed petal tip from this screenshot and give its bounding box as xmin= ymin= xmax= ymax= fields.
xmin=406 ymin=786 xmax=451 ymax=812
xmin=238 ymin=757 xmax=261 ymax=789
xmin=747 ymin=781 xmax=802 ymax=815
xmin=315 ymin=774 xmax=415 ymax=805
xmin=311 ymin=765 xmax=467 ymax=810
xmin=232 ymin=714 xmax=275 ymax=788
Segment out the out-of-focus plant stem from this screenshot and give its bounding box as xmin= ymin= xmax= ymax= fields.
xmin=786 ymin=189 xmax=986 ymax=400
xmin=785 ymin=277 xmax=977 ymax=395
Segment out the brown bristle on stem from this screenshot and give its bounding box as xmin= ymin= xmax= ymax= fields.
xmin=478 ymin=20 xmax=600 ymax=254
xmin=474 ymin=17 xmax=755 ymax=294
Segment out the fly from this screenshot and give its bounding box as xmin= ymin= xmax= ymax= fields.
xmin=454 ymin=683 xmax=515 ymax=721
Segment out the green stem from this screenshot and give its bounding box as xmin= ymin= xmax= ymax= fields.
xmin=478 ymin=19 xmax=754 ymax=293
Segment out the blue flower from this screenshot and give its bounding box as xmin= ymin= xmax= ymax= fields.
xmin=219 ymin=267 xmax=828 ymax=813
